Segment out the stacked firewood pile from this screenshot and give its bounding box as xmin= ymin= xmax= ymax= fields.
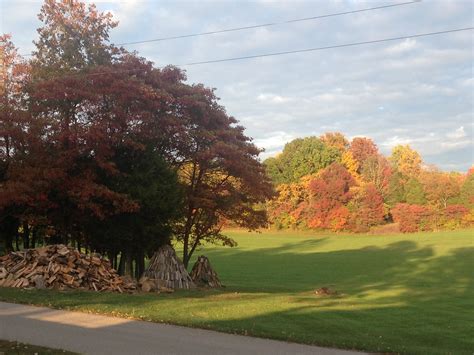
xmin=0 ymin=245 xmax=136 ymax=293
xmin=190 ymin=255 xmax=223 ymax=288
xmin=143 ymin=244 xmax=195 ymax=289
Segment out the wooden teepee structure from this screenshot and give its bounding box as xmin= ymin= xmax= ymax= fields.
xmin=190 ymin=255 xmax=223 ymax=288
xmin=143 ymin=245 xmax=195 ymax=289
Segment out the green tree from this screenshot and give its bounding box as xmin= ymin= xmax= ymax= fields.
xmin=387 ymin=172 xmax=406 ymax=207
xmin=263 ymin=157 xmax=286 ymax=185
xmin=460 ymin=173 xmax=474 ymax=208
xmin=405 ymin=178 xmax=427 ymax=205
xmin=264 ymin=137 xmax=341 ymax=184
xmin=85 ymin=146 xmax=183 ymax=277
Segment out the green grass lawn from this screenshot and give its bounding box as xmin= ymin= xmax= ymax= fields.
xmin=1 ymin=229 xmax=473 ymax=354
xmin=0 ymin=340 xmax=76 ymax=354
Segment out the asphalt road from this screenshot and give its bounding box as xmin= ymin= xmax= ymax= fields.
xmin=0 ymin=301 xmax=364 ymax=355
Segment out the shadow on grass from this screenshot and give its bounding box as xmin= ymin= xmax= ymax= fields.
xmin=199 ymin=243 xmax=474 ymax=353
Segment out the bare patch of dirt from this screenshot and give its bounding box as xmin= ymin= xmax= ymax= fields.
xmin=314 ymin=287 xmax=339 ymax=296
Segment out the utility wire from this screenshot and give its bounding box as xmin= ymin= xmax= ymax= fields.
xmin=29 ymin=27 xmax=474 ymax=79
xmin=118 ymin=0 xmax=421 ymax=46
xmin=174 ymin=27 xmax=474 ymax=67
xmin=19 ymin=0 xmax=421 ymax=56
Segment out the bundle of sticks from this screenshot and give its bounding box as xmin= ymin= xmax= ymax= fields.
xmin=190 ymin=255 xmax=222 ymax=288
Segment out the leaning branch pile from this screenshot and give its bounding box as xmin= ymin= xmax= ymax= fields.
xmin=190 ymin=255 xmax=222 ymax=288
xmin=0 ymin=245 xmax=136 ymax=293
xmin=143 ymin=244 xmax=195 ymax=289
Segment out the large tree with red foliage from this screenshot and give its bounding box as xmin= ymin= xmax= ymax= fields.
xmin=162 ymin=81 xmax=274 ymax=266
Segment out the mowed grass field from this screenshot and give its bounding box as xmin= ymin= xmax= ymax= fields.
xmin=1 ymin=229 xmax=473 ymax=354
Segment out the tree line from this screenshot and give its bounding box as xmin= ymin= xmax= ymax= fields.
xmin=265 ymin=133 xmax=473 ymax=232
xmin=0 ymin=0 xmax=273 ymax=273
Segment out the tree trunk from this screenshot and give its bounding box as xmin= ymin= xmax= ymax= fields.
xmin=120 ymin=248 xmax=134 ymax=278
xmin=135 ymin=251 xmax=145 ymax=279
xmin=3 ymin=233 xmax=13 ymax=254
xmin=22 ymin=222 xmax=30 ymax=249
xmin=15 ymin=233 xmax=20 ymax=251
xmin=124 ymin=251 xmax=133 ymax=278
xmin=183 ymin=233 xmax=189 ymax=268
xmin=107 ymin=251 xmax=114 ymax=268
xmin=118 ymin=252 xmax=125 ymax=276
xmin=31 ymin=227 xmax=37 ymax=248
xmin=3 ymin=217 xmax=19 ymax=253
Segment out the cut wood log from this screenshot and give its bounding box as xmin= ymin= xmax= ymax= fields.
xmin=0 ymin=245 xmax=136 ymax=293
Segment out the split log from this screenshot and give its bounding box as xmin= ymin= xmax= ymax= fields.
xmin=0 ymin=245 xmax=136 ymax=293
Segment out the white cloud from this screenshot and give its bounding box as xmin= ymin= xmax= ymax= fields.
xmin=441 ymin=140 xmax=471 ymax=149
xmin=385 ymin=38 xmax=417 ymax=54
xmin=446 ymin=126 xmax=467 ymax=139
xmin=254 ymin=131 xmax=295 ymax=159
xmin=257 ymin=93 xmax=292 ymax=103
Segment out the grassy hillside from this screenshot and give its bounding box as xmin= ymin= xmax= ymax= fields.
xmin=1 ymin=229 xmax=473 ymax=354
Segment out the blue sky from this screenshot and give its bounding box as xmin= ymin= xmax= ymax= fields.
xmin=1 ymin=0 xmax=473 ymax=171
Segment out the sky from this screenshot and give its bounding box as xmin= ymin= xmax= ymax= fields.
xmin=1 ymin=0 xmax=473 ymax=171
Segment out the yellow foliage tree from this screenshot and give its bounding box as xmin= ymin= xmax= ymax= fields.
xmin=341 ymin=151 xmax=360 ymax=182
xmin=389 ymin=145 xmax=422 ymax=178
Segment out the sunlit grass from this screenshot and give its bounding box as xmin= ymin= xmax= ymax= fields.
xmin=1 ymin=229 xmax=473 ymax=354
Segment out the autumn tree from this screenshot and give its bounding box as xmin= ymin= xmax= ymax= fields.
xmin=17 ymin=0 xmax=136 ymax=245
xmin=349 ymin=137 xmax=378 ymax=172
xmin=32 ymin=0 xmax=119 ymax=74
xmin=320 ymin=132 xmax=349 ymax=153
xmin=390 ymin=144 xmax=422 ymax=178
xmin=420 ymin=170 xmax=462 ymax=208
xmin=350 ymin=183 xmax=385 ymax=231
xmin=361 ymin=154 xmax=391 ymax=196
xmin=392 ymin=203 xmax=433 ymax=233
xmin=0 ymin=0 xmax=184 ymax=268
xmin=0 ymin=34 xmax=30 ymax=252
xmin=341 ymin=151 xmax=360 ymax=181
xmin=267 ymin=181 xmax=307 ymax=229
xmin=305 ymin=163 xmax=355 ymax=230
xmin=167 ymin=83 xmax=274 ymax=267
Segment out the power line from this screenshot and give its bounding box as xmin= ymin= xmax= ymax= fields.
xmin=174 ymin=27 xmax=473 ymax=67
xmin=19 ymin=0 xmax=421 ymax=57
xmin=30 ymin=27 xmax=474 ymax=79
xmin=118 ymin=0 xmax=421 ymax=46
